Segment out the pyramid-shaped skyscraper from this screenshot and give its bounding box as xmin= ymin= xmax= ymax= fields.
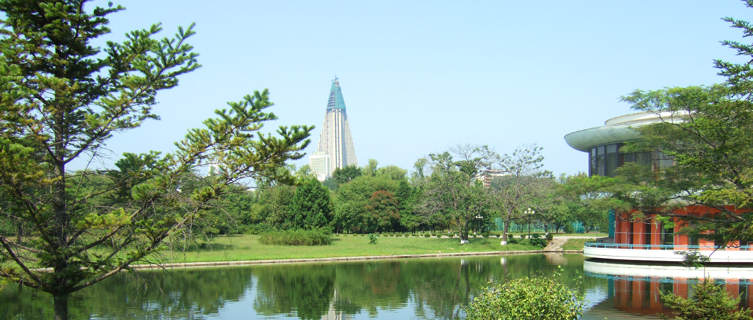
xmin=309 ymin=77 xmax=357 ymax=181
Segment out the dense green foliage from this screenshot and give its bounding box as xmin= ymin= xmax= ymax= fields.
xmin=0 ymin=1 xmax=311 ymax=318
xmin=258 ymin=229 xmax=333 ymax=246
xmin=614 ymin=0 xmax=753 ymax=251
xmin=422 ymin=148 xmax=495 ymax=241
xmin=289 ymin=178 xmax=333 ymax=230
xmin=464 ymin=274 xmax=584 ymax=320
xmin=661 ymin=280 xmax=753 ymax=320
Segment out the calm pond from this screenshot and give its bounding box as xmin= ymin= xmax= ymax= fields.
xmin=2 ymin=253 xmax=752 ymax=319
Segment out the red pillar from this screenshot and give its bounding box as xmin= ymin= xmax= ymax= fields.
xmin=650 ymin=215 xmax=661 ymax=250
xmin=633 ymin=220 xmax=645 ymax=248
xmin=616 ymin=214 xmax=628 ymax=246
xmin=674 ymin=218 xmax=688 ymax=250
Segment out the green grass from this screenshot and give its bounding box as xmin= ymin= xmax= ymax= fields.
xmin=150 ymin=234 xmax=543 ymax=264
xmin=561 ymin=238 xmax=595 ymax=250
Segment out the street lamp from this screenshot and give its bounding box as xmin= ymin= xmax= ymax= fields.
xmin=524 ymin=208 xmax=535 ymax=238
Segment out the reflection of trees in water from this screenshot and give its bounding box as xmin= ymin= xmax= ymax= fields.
xmin=0 ymin=285 xmax=57 ymax=319
xmin=333 ymin=261 xmax=411 ymax=316
xmin=0 ymin=254 xmax=599 ymax=320
xmin=0 ymin=267 xmax=255 ymax=320
xmin=253 ymin=264 xmax=336 ymax=320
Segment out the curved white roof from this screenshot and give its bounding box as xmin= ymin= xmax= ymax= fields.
xmin=564 ymin=111 xmax=687 ymax=152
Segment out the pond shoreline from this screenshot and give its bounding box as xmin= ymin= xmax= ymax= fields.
xmin=129 ymin=249 xmax=584 ymax=270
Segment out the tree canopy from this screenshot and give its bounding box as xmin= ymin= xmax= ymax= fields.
xmin=619 ymin=0 xmax=753 ymax=248
xmin=0 ymin=1 xmax=311 ymax=318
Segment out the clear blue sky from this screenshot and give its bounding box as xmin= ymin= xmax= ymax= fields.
xmin=79 ymin=0 xmax=748 ymax=177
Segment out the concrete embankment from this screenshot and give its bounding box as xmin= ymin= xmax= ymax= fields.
xmin=129 ymin=248 xmax=584 ymax=270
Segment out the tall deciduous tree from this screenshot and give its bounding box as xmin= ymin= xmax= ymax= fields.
xmin=420 ymin=146 xmax=493 ymax=243
xmin=332 ymin=175 xmax=399 ymax=233
xmin=332 ymin=165 xmax=362 ymax=185
xmin=365 ymin=190 xmax=400 ymax=232
xmin=0 ymin=1 xmax=312 ymax=318
xmin=489 ymin=145 xmax=550 ymax=243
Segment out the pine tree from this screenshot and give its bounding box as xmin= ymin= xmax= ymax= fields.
xmin=0 ymin=1 xmax=312 ymax=318
xmin=290 ymin=178 xmax=333 ymax=229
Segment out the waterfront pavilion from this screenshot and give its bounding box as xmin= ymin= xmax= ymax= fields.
xmin=565 ymin=111 xmax=753 ymax=263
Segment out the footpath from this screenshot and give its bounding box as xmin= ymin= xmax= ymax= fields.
xmin=543 ymin=235 xmax=596 ymax=251
xmin=129 ymin=236 xmax=594 ymax=270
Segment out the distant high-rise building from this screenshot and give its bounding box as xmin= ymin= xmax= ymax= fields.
xmin=310 ymin=77 xmax=357 ymax=181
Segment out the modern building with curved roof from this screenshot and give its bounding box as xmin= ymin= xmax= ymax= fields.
xmin=565 ymin=111 xmax=753 ymax=263
xmin=564 ymin=111 xmax=685 ymax=177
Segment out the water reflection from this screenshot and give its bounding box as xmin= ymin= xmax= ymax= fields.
xmin=0 ymin=254 xmax=587 ymax=320
xmin=583 ymin=260 xmax=753 ymax=319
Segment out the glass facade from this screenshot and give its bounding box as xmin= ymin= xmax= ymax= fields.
xmin=588 ymin=143 xmax=674 ymax=177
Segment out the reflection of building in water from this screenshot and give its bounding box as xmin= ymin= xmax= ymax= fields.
xmin=323 ymin=288 xmax=352 ymax=320
xmin=584 ymin=260 xmax=753 ymax=317
xmin=565 ymin=112 xmax=753 ymax=263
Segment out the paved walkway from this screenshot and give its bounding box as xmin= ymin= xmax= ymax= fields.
xmin=544 ymin=236 xmax=600 ymax=251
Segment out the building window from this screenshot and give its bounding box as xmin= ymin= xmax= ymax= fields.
xmin=657 ymin=151 xmax=674 ymax=170
xmin=606 ymin=144 xmax=619 ymax=177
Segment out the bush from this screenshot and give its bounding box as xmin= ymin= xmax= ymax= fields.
xmin=546 ymin=233 xmax=554 ymax=241
xmin=465 ymin=275 xmax=584 ymax=320
xmin=258 ymin=229 xmax=332 ymax=246
xmin=369 ymin=233 xmax=378 ymax=244
xmin=530 ymin=237 xmax=547 ymax=248
xmin=246 ymin=223 xmax=273 ymax=235
xmin=507 ymin=237 xmax=519 ymax=244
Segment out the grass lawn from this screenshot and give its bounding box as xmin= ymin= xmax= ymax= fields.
xmin=561 ymin=238 xmax=595 ymax=251
xmin=150 ymin=234 xmax=543 ymax=264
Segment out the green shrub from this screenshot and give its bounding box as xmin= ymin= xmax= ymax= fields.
xmin=530 ymin=238 xmax=547 ymax=248
xmin=246 ymin=223 xmax=273 ymax=235
xmin=368 ymin=233 xmax=378 ymax=244
xmin=507 ymin=237 xmax=519 ymax=244
xmin=424 ymin=232 xmax=431 ymax=238
xmin=258 ymin=229 xmax=332 ymax=246
xmin=546 ymin=233 xmax=554 ymax=241
xmin=465 ymin=275 xmax=584 ymax=320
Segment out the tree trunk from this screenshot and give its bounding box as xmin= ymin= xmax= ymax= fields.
xmin=54 ymin=293 xmax=69 ymax=320
xmin=16 ymin=223 xmax=22 ymax=243
xmin=502 ymin=216 xmax=511 ymax=242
